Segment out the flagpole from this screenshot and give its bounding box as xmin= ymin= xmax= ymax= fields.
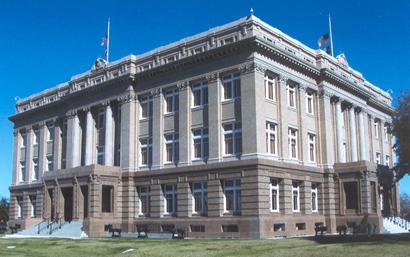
xmin=106 ymin=17 xmax=110 ymax=62
xmin=328 ymin=14 xmax=334 ymax=57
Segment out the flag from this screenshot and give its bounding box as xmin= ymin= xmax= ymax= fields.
xmin=101 ymin=35 xmax=107 ymax=46
xmin=317 ymin=32 xmax=331 ymax=54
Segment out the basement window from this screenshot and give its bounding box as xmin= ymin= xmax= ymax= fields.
xmin=190 ymin=225 xmax=205 ymax=232
xmin=274 ymin=223 xmax=285 ymax=232
xmin=296 ymin=223 xmax=306 ymax=231
xmin=222 ymin=224 xmax=239 ymax=233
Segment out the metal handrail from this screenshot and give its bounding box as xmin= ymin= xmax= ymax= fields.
xmin=37 ymin=219 xmax=49 ymax=234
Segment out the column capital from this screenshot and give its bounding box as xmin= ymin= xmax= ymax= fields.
xmin=117 ymin=91 xmax=137 ymax=105
xmin=330 ymin=95 xmax=341 ymax=103
xmin=176 ymin=80 xmax=189 ymax=91
xmin=13 ymin=129 xmax=19 ymax=137
xmin=279 ymin=74 xmax=289 ymax=83
xmin=81 ymin=105 xmax=92 ymax=112
xmin=99 ymin=99 xmax=111 ymax=107
xmin=318 ymin=88 xmax=332 ymax=98
xmin=66 ymin=109 xmax=78 ymax=119
xmin=150 ymin=88 xmax=162 ymax=98
xmin=204 ymin=72 xmax=218 ymax=83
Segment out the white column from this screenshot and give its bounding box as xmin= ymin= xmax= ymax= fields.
xmin=85 ymin=109 xmax=94 ymax=166
xmin=72 ymin=114 xmax=81 ymax=168
xmin=335 ymin=99 xmax=344 ymax=162
xmin=104 ymin=104 xmax=114 ymax=166
xmin=349 ymin=106 xmax=358 ymax=162
xmin=358 ymin=110 xmax=367 ymax=161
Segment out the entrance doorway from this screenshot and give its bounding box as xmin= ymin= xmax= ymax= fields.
xmin=80 ymin=185 xmax=89 ymax=219
xmin=48 ymin=189 xmax=55 ymax=221
xmin=61 ymin=187 xmax=73 ymax=222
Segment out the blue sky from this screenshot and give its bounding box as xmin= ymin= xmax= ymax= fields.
xmin=0 ymin=0 xmax=409 ymax=198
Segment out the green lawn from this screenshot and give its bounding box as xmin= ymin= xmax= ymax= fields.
xmin=0 ymin=235 xmax=409 ymax=257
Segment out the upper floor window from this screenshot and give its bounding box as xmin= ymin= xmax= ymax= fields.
xmin=140 ymin=137 xmax=152 ymax=167
xmin=192 ymin=82 xmax=208 ymax=107
xmin=376 ymin=152 xmax=381 ymax=164
xmin=164 ymin=133 xmax=179 ymax=164
xmin=224 ymin=179 xmax=241 ymax=213
xmin=266 ymin=121 xmax=277 ymax=156
xmin=308 ymin=133 xmax=316 ymax=163
xmin=33 ymin=128 xmax=40 ymax=146
xmin=163 ymin=184 xmax=177 ymax=215
xmin=20 ymin=132 xmax=27 ymax=149
xmin=138 ymin=186 xmax=151 ymax=216
xmin=47 ymin=122 xmax=54 ymax=142
xmin=19 ymin=161 xmax=25 ymax=182
xmin=192 ymin=182 xmax=208 ymax=215
xmin=311 ymin=184 xmax=318 ymax=212
xmin=32 ymin=159 xmax=39 ymax=181
xmin=46 ymin=156 xmax=53 ymax=172
xmin=385 ymin=155 xmax=390 ymax=166
xmin=270 ymin=179 xmax=279 ymax=212
xmin=265 ymin=75 xmax=276 ymax=101
xmin=223 ymin=122 xmax=242 ymax=156
xmin=384 ymin=126 xmax=389 ymax=142
xmin=192 ymin=128 xmax=209 ymax=160
xmin=287 ymin=84 xmax=296 ymax=108
xmin=140 ymin=95 xmax=153 ymax=119
xmin=164 ymin=88 xmax=179 ymax=114
xmin=96 ymin=108 xmax=106 ymax=165
xmin=222 ymin=73 xmax=241 ymax=100
xmin=288 ymin=128 xmax=298 ymax=160
xmin=292 ymin=182 xmax=300 ymax=212
xmin=306 ymin=92 xmax=314 ymax=115
xmin=374 ymin=121 xmax=379 ymax=139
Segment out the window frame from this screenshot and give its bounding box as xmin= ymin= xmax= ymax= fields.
xmin=222 ymin=73 xmax=241 ymax=101
xmin=306 ymin=91 xmax=314 ymax=115
xmin=138 ymin=186 xmax=151 ymax=216
xmin=192 ymin=128 xmax=209 ymax=161
xmin=308 ymin=133 xmax=316 ymax=163
xmin=265 ymin=75 xmax=276 ymax=101
xmin=192 ymin=182 xmax=208 ymax=215
xmin=223 ymin=179 xmax=241 ymax=214
xmin=164 ymin=88 xmax=179 ymax=114
xmin=292 ymin=182 xmax=300 ymax=212
xmin=163 ymin=184 xmax=177 ymax=215
xmin=223 ymin=122 xmax=242 ymax=156
xmin=140 ymin=137 xmax=153 ymax=167
xmin=376 ymin=152 xmax=381 ymax=164
xmin=311 ymin=184 xmax=318 ymax=212
xmin=140 ymin=95 xmax=153 ymax=119
xmin=191 ymin=81 xmax=208 ymax=108
xmin=266 ymin=121 xmax=277 ymax=156
xmin=287 ymin=84 xmax=296 ymax=108
xmin=270 ymin=179 xmax=279 ymax=212
xmin=32 ymin=158 xmax=39 ymax=181
xmin=164 ymin=133 xmax=179 ymax=164
xmin=288 ymin=127 xmax=298 ymax=160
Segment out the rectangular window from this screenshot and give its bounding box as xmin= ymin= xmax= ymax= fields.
xmin=192 ymin=182 xmax=208 ymax=215
xmin=30 ymin=195 xmax=37 ymax=217
xmin=222 ymin=73 xmax=241 ymax=100
xmin=270 ymin=179 xmax=279 ymax=212
xmin=344 ymin=182 xmax=358 ymax=211
xmin=33 ymin=128 xmax=40 ymax=146
xmin=385 ymin=155 xmax=390 ymax=166
xmin=165 ymin=88 xmax=179 ymax=114
xmin=374 ymin=121 xmax=379 ymax=139
xmin=101 ymin=185 xmax=113 ymax=213
xmin=224 ymin=179 xmax=241 ymax=213
xmin=287 ymin=84 xmax=296 ymax=108
xmin=138 ymin=186 xmax=151 ymax=215
xmin=96 ymin=108 xmax=105 ymax=165
xmin=288 ymin=128 xmax=298 ymax=159
xmin=311 ymin=184 xmax=318 ymax=212
xmin=266 ymin=122 xmax=277 ymax=155
xmin=190 ymin=225 xmax=205 ymax=232
xmin=376 ymin=152 xmax=381 ymax=164
xmin=47 ymin=122 xmax=54 ymax=142
xmin=222 ymin=224 xmax=239 ymax=232
xmin=140 ymin=95 xmax=153 ymax=119
xmin=164 ymin=133 xmax=179 ymax=164
xmin=384 ymin=126 xmax=388 ymax=142
xmin=46 ymin=156 xmax=53 ymax=172
xmin=192 ymin=82 xmax=208 ymax=107
xmin=306 ymin=92 xmax=314 ymax=115
xmin=20 ymin=132 xmax=27 ymax=149
xmin=308 ymin=133 xmax=316 ymax=163
xmin=17 ymin=196 xmax=23 ymax=218
xmin=19 ymin=161 xmax=25 ymax=182
xmin=192 ymin=128 xmax=209 ymax=160
xmin=140 ymin=138 xmax=152 ymax=166
xmin=292 ymin=182 xmax=300 ymax=212
xmin=164 ymin=184 xmax=177 ymax=215
xmin=32 ymin=159 xmax=39 ymax=181
xmin=265 ymin=75 xmax=276 ymax=101
xmin=223 ymin=122 xmax=242 ymax=156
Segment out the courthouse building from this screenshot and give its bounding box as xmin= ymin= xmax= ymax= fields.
xmin=8 ymin=14 xmax=399 ymax=238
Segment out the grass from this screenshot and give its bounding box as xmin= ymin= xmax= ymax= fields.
xmin=0 ymin=234 xmax=409 ymax=257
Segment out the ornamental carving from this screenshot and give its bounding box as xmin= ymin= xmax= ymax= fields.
xmin=205 ymin=72 xmax=218 ymax=82
xmin=279 ymin=75 xmax=288 ymax=83
xmin=117 ymin=91 xmax=137 ymax=104
xmin=150 ymin=88 xmax=162 ymax=97
xmin=65 ymin=109 xmax=78 ymax=118
xmin=177 ymin=80 xmax=189 ymax=91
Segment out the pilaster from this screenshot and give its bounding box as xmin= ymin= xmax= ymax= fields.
xmin=152 ymin=89 xmax=164 ymax=169
xmin=207 ymin=174 xmax=223 ymax=217
xmin=280 ymin=178 xmax=292 ymax=215
xmin=207 ymin=73 xmax=222 ymax=162
xmin=12 ymin=130 xmax=20 ymax=185
xmin=177 ymin=178 xmax=191 ymax=217
xmin=150 ymin=183 xmax=164 ymax=218
xmin=301 ymin=180 xmax=312 ymax=215
xmin=25 ymin=128 xmax=33 ymax=182
xmin=318 ymin=89 xmax=335 ymax=166
xmin=358 ymin=109 xmax=368 ymax=161
xmin=38 ymin=123 xmax=47 ymax=178
xmin=278 ymin=76 xmax=289 ymax=160
xmin=66 ymin=110 xmax=81 ymax=168
xmin=177 ymin=81 xmax=190 ymax=166
xmin=349 ymin=106 xmax=358 ymax=162
xmin=104 ymin=103 xmax=114 ymax=166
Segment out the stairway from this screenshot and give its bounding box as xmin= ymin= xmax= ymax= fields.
xmin=382 ymin=217 xmax=410 ymax=234
xmin=6 ymin=220 xmax=87 ymax=238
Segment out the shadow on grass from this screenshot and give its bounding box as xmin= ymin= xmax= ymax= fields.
xmin=303 ymin=233 xmax=410 ymax=245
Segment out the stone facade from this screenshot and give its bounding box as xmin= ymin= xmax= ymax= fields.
xmin=8 ymin=14 xmax=398 ymax=238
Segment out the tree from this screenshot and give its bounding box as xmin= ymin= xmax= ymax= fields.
xmin=0 ymin=197 xmax=9 ymax=223
xmin=392 ymin=90 xmax=410 ymax=181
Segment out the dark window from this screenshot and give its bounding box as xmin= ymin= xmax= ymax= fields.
xmin=222 ymin=224 xmax=239 ymax=232
xmin=101 ymin=185 xmax=113 ymax=213
xmin=344 ymin=182 xmax=358 ymax=211
xmin=190 ymin=225 xmax=205 ymax=232
xmin=296 ymin=223 xmax=306 ymax=231
xmin=162 ymin=224 xmax=175 ymax=232
xmin=274 ymin=223 xmax=285 ymax=232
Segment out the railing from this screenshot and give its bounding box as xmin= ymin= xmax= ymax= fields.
xmin=37 ymin=219 xmax=49 ymax=235
xmin=49 ymin=218 xmax=65 ymax=235
xmin=386 ymin=216 xmax=410 ymax=231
